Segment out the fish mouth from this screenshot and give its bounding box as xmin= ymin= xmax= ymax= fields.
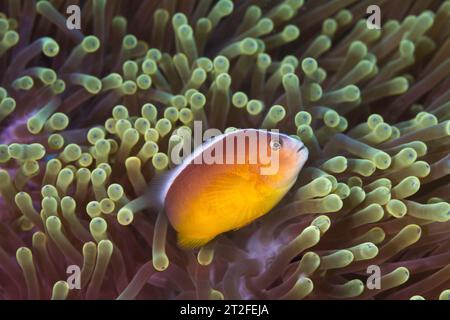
xmin=296 ymin=145 xmax=306 ymax=153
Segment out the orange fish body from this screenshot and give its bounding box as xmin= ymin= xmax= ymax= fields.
xmin=161 ymin=129 xmax=308 ymax=248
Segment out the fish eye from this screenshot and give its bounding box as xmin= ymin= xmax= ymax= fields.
xmin=270 ymin=140 xmax=281 ymax=151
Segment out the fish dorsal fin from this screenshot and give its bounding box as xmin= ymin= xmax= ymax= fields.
xmin=154 ymin=130 xmax=240 ymax=205
xmin=145 ymin=129 xmax=249 ymax=209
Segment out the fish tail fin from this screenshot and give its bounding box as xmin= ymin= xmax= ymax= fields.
xmin=177 ymin=233 xmax=214 ymax=249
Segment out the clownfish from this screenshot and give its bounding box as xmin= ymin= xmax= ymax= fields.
xmin=146 ymin=129 xmax=308 ymax=248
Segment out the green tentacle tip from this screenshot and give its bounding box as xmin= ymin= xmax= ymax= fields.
xmin=257 ymin=53 xmax=271 ymax=69
xmin=342 ymin=85 xmax=360 ymax=101
xmin=177 ymin=24 xmax=193 ymax=39
xmin=142 ymin=59 xmax=157 ymax=75
xmin=7 ymin=143 xmax=24 ymax=159
xmin=98 ymin=239 xmax=114 ymax=255
xmin=82 ymin=35 xmax=100 ymax=53
xmin=298 ymin=226 xmax=321 ymax=248
xmin=172 ymin=12 xmax=187 ymax=28
xmin=321 ymin=156 xmax=347 ymax=173
xmin=410 ymin=295 xmax=426 ymax=300
xmin=190 ymin=92 xmax=206 ymax=110
xmin=282 ymin=25 xmax=300 ymax=41
xmin=107 ymin=183 xmax=124 ymax=202
xmin=213 ymin=56 xmax=229 ymax=73
xmin=301 ymin=57 xmax=318 ymax=75
xmin=348 ymin=242 xmax=378 ymax=260
xmin=122 ymin=34 xmax=138 ymax=50
xmin=210 ymin=290 xmax=224 ymax=300
xmin=3 ymin=30 xmax=19 ymax=47
xmin=282 ymin=73 xmax=299 ymax=89
xmin=323 ymin=110 xmax=340 ymax=127
xmin=256 ymin=18 xmax=274 ymax=34
xmin=323 ymin=194 xmax=344 ymax=212
xmin=214 ymin=0 xmax=234 ymax=15
xmin=51 ymin=281 xmax=69 ymax=300
xmin=311 ymin=177 xmax=332 ymax=196
xmin=91 ymin=167 xmax=107 ymax=185
xmin=41 ymin=185 xmax=59 ymax=198
xmin=392 ymin=176 xmax=420 ymax=199
xmin=373 ymin=151 xmax=392 ymax=170
xmin=215 ymin=73 xmax=232 ymax=89
xmin=153 ymin=253 xmax=169 ymax=272
xmin=295 ymin=111 xmax=312 ymax=126
xmin=390 ymin=77 xmax=409 ymax=94
xmin=121 ymin=80 xmax=137 ymax=95
xmin=89 ymin=217 xmax=108 ymax=235
xmin=320 ymin=250 xmax=354 ymax=270
xmin=392 ymin=147 xmax=417 ymax=168
xmin=170 ymin=95 xmax=187 ymax=109
xmin=86 ymin=201 xmax=102 ymax=218
xmin=146 ymin=48 xmax=162 ymax=61
xmin=45 ymin=215 xmax=62 ymax=230
xmin=439 ymin=290 xmax=450 ymax=300
xmin=48 ymin=79 xmax=64 ymax=94
xmin=268 ymin=105 xmax=286 ymax=122
xmin=39 ymin=68 xmax=57 ymax=85
xmin=134 ymin=117 xmax=150 ymax=134
xmin=246 ymin=99 xmax=264 ymax=116
xmin=16 ymin=246 xmax=33 ymax=265
xmin=294 ymin=177 xmax=330 ymax=200
xmin=399 ymin=39 xmax=415 ymax=57
xmin=0 ymin=144 xmax=10 ymax=163
xmin=152 ymin=152 xmax=169 ymax=171
xmin=47 ymin=112 xmax=69 ymax=131
xmin=141 ymin=103 xmax=157 ymax=122
xmin=311 ymin=215 xmax=331 ymax=234
xmin=348 ymin=159 xmax=375 ymax=176
xmin=322 ymin=18 xmax=338 ymax=36
xmin=61 ymin=196 xmax=76 ymax=212
xmin=144 ymin=128 xmax=159 ymax=143
xmin=84 ymin=75 xmax=102 ymax=94
xmin=139 ymin=141 xmax=158 ymax=159
xmin=372 ymin=123 xmax=392 ymax=140
xmin=12 ymin=76 xmax=34 ymax=90
xmin=386 ymin=199 xmax=407 ymax=218
xmin=405 ymin=201 xmax=450 ymax=222
xmin=87 ymin=127 xmax=106 ymax=144
xmin=179 ymin=108 xmax=193 ymax=124
xmin=190 ymin=68 xmax=207 ymax=85
xmin=334 ymin=183 xmax=351 ymax=199
xmin=99 ymin=198 xmax=115 ymax=214
xmin=349 ymin=40 xmax=367 ymax=55
xmin=296 ymin=125 xmax=313 ymax=141
xmin=195 ymin=58 xmax=213 ymax=73
xmin=42 ymin=38 xmax=59 ymax=57
xmin=232 ymin=92 xmax=248 ymax=109
xmin=366 ymin=187 xmax=391 ymax=206
xmin=155 ymin=118 xmax=172 ymax=137
xmin=61 ymin=144 xmax=82 ymax=162
xmin=198 ymin=245 xmax=215 ymax=266
xmin=164 ymin=107 xmax=179 ymax=123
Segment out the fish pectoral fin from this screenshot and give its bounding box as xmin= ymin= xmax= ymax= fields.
xmin=177 ymin=233 xmax=215 ymax=249
xmin=202 ymin=171 xmax=256 ymax=209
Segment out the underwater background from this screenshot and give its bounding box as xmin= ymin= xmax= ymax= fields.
xmin=0 ymin=0 xmax=449 ymax=300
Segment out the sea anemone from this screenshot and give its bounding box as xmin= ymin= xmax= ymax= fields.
xmin=0 ymin=0 xmax=449 ymax=300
